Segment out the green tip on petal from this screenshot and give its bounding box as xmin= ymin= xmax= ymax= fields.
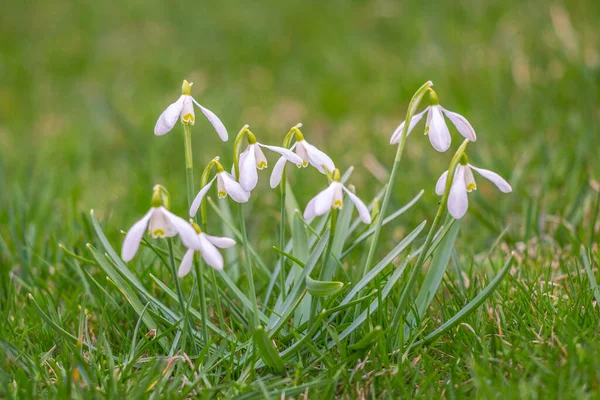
xmin=182 ymin=80 xmax=192 ymax=95
xmin=428 ymin=88 xmax=439 ymax=106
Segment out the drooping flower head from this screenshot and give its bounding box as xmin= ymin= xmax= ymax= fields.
xmin=436 ymin=155 xmax=512 ymax=219
xmin=270 ymin=126 xmax=335 ymax=188
xmin=121 ymin=185 xmax=201 ymax=262
xmin=303 ymin=169 xmax=372 ymax=224
xmin=190 ymin=159 xmax=250 ymax=217
xmin=177 ymin=221 xmax=236 ymax=277
xmin=390 ymin=89 xmax=477 ymax=152
xmin=235 ymin=127 xmax=303 ymax=192
xmin=154 ymin=80 xmax=228 ymax=141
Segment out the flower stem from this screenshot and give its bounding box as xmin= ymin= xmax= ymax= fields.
xmin=167 ymin=239 xmax=189 ymax=330
xmin=276 ymin=126 xmax=297 ymax=299
xmin=279 ymin=173 xmax=287 ymax=298
xmin=193 ymin=256 xmax=210 ymax=344
xmin=390 ymin=139 xmax=470 ymax=341
xmin=182 ymin=123 xmax=213 ymax=345
xmin=183 ymin=124 xmax=195 ymax=206
xmin=239 ymin=204 xmax=260 ymax=329
xmin=361 ymin=81 xmax=433 ymax=280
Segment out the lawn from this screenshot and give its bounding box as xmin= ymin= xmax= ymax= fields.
xmin=1 ymin=0 xmax=600 ymax=398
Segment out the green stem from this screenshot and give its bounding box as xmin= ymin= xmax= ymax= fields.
xmin=390 ymin=139 xmax=470 ymax=338
xmin=182 ymin=123 xmax=212 ymax=345
xmin=167 ymin=239 xmax=189 ymax=325
xmin=183 ymin=124 xmax=195 ymax=206
xmin=276 ymin=126 xmax=297 ymax=298
xmin=279 ymin=174 xmax=287 ymax=297
xmin=361 ymin=81 xmax=433 ymax=277
xmin=239 ymin=203 xmax=260 ymax=329
xmin=193 ymin=256 xmax=209 ymax=344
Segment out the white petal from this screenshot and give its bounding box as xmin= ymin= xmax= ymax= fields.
xmin=303 ymin=184 xmax=335 ymax=221
xmin=464 ymin=165 xmax=477 ymax=192
xmin=203 ymin=233 xmax=236 ymax=248
xmin=390 ymin=108 xmax=428 ymax=144
xmin=160 ymin=207 xmax=202 ymax=250
xmin=177 ymin=248 xmax=195 ymax=278
xmin=259 ymin=143 xmax=303 ymax=166
xmin=295 ymin=141 xmax=309 ymax=167
xmin=254 ymin=145 xmax=268 ymax=169
xmin=180 ymin=96 xmax=195 ymax=125
xmin=441 ymin=107 xmax=476 ymax=141
xmin=121 ymin=209 xmax=153 ymax=261
xmin=428 ymin=106 xmax=451 ymax=152
xmin=239 ymin=146 xmax=258 ymax=192
xmin=342 ymin=185 xmax=372 ymax=224
xmin=470 ymin=165 xmax=512 ymax=193
xmin=220 ymin=172 xmax=250 ymax=203
xmin=269 ymin=156 xmax=287 ymax=188
xmin=199 ymin=234 xmax=224 ymax=271
xmin=435 ymin=170 xmax=449 ymax=196
xmin=448 ymin=166 xmax=469 ymax=219
xmin=190 ymin=176 xmax=216 ymax=217
xmin=154 ymin=96 xmax=184 ymax=136
xmin=191 ymin=97 xmax=228 ymax=142
xmin=303 ymin=141 xmax=335 ymax=174
xmin=148 ymin=208 xmax=176 ymax=238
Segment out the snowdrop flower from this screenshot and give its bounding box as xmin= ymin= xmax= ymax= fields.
xmin=303 ymin=169 xmax=372 ymax=224
xmin=390 ymin=90 xmax=476 ymax=152
xmin=436 ymin=160 xmax=512 ymax=219
xmin=154 ymin=80 xmax=228 ymax=141
xmin=238 ymin=131 xmax=303 ymax=191
xmin=270 ymin=129 xmax=335 ymax=188
xmin=178 ymin=222 xmax=236 ymax=277
xmin=122 ymin=185 xmax=200 ymax=262
xmin=190 ymin=161 xmax=250 ymax=217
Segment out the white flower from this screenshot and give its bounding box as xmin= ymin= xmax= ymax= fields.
xmin=154 ymin=80 xmax=228 ymax=141
xmin=121 ymin=206 xmax=200 ymax=262
xmin=303 ymin=181 xmax=372 ymax=224
xmin=270 ymin=140 xmax=335 ymax=188
xmin=190 ymin=171 xmax=250 ymax=217
xmin=436 ymin=163 xmax=512 ymax=219
xmin=390 ymin=105 xmax=476 ymax=152
xmin=238 ymin=142 xmax=303 ymax=191
xmin=177 ymin=232 xmax=236 ymax=276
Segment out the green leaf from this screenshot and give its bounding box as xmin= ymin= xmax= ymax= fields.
xmin=292 ymin=212 xmax=311 ymax=326
xmin=253 ymin=325 xmax=285 ymax=373
xmin=581 ymin=246 xmax=600 ymax=306
xmin=87 ymin=244 xmax=170 ymax=352
xmin=405 ymin=220 xmax=461 ymax=336
xmin=306 ymin=276 xmax=344 ymax=297
xmin=411 ymin=254 xmax=515 ymax=347
xmin=348 ymin=326 xmax=384 ymax=350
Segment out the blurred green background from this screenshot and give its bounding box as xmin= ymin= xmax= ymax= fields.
xmin=1 ymin=0 xmax=599 ymax=246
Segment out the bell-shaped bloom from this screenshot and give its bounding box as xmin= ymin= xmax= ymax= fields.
xmin=121 ymin=207 xmax=200 ymax=262
xmin=390 ymin=105 xmax=476 ymax=152
xmin=178 ymin=232 xmax=236 ymax=276
xmin=190 ymin=171 xmax=250 ymax=217
xmin=270 ymin=140 xmax=335 ymax=188
xmin=436 ymin=164 xmax=512 ymax=219
xmin=303 ymin=181 xmax=372 ymax=224
xmin=238 ymin=143 xmax=303 ymax=191
xmin=154 ymin=81 xmax=228 ymax=141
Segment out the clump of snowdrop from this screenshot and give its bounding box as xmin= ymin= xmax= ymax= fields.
xmin=190 ymin=159 xmax=249 ymax=217
xmin=121 ymin=185 xmax=200 ymax=262
xmin=390 ymin=89 xmax=476 ymax=152
xmin=303 ymin=169 xmax=372 ymax=224
xmin=436 ymin=155 xmax=512 ymax=219
xmin=237 ymin=128 xmax=303 ymax=192
xmin=178 ymin=221 xmax=236 ymax=277
xmin=270 ymin=128 xmax=335 ymax=188
xmin=154 ymin=80 xmax=228 ymax=141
